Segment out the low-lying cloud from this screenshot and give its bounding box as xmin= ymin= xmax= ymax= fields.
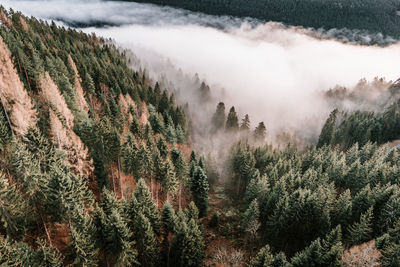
xmin=4 ymin=0 xmax=400 ymax=143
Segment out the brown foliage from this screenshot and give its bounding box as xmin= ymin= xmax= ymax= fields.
xmin=0 ymin=36 xmax=37 ymax=136
xmin=67 ymin=55 xmax=89 ymax=113
xmin=40 ymin=73 xmax=93 ymax=178
xmin=19 ymin=17 xmax=28 ymax=31
xmin=39 ymin=72 xmax=74 ymax=129
xmin=343 ymin=240 xmax=381 ymax=267
xmin=49 ymin=109 xmax=93 ymax=178
xmin=0 ymin=10 xmax=12 ymax=28
xmin=139 ymin=101 xmax=149 ymax=125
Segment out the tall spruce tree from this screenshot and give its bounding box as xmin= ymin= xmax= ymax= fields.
xmin=317 ymin=109 xmax=338 ymax=148
xmin=190 ymin=167 xmax=209 ymax=217
xmin=135 ymin=212 xmax=159 ymax=267
xmin=226 ymin=106 xmax=239 ymax=131
xmin=254 ymin=122 xmax=267 ymax=142
xmin=211 ymin=102 xmax=226 ymax=133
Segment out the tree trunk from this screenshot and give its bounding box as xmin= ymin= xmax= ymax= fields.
xmin=237 ymin=177 xmax=241 ymax=196
xmin=150 ymin=177 xmax=153 ymax=199
xmin=118 ymin=158 xmax=123 ymax=199
xmin=156 ymin=183 xmax=159 ymax=207
xmin=111 ymin=167 xmax=116 ymax=193
xmin=179 ymin=183 xmax=182 ymax=210
xmin=0 ymin=96 xmax=14 ymax=136
xmin=35 ymin=202 xmax=52 ymax=247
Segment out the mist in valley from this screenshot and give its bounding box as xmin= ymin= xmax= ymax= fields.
xmin=4 ymin=0 xmax=400 ymax=154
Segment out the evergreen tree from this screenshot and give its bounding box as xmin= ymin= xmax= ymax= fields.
xmin=376 ymin=220 xmax=400 ymax=267
xmin=162 ymin=201 xmax=176 ymax=235
xmin=130 ymin=109 xmax=143 ymax=138
xmin=317 ymin=109 xmax=338 ymax=148
xmin=157 ymin=137 xmax=169 ymax=159
xmin=226 ymin=106 xmax=239 ymax=131
xmin=135 ymin=212 xmax=159 ymax=267
xmin=171 ymin=148 xmax=188 ymax=208
xmin=346 ymin=207 xmax=373 ymax=246
xmin=176 ymin=125 xmax=186 ymax=144
xmin=0 ymin=172 xmax=27 ymax=240
xmin=180 ymin=218 xmax=205 ymax=267
xmin=103 ymin=209 xmax=138 ymax=266
xmin=185 ymin=201 xmax=200 ymax=224
xmin=161 ymin=159 xmax=178 ymax=201
xmin=331 ymin=189 xmax=352 ymax=230
xmin=121 ymin=134 xmax=138 ymax=176
xmin=69 ymin=205 xmax=98 ymax=267
xmin=254 ymin=122 xmax=267 ymax=142
xmin=190 ymin=167 xmax=209 ymax=217
xmin=133 ymin=179 xmax=160 ymax=232
xmin=0 ymin=236 xmax=63 ymax=267
xmin=251 ymin=245 xmax=290 ymax=267
xmin=0 ymin=113 xmax=11 ymax=152
xmin=161 ymin=201 xmax=176 ymax=267
xmin=211 ymin=102 xmax=225 ymax=133
xmin=240 ymin=114 xmax=251 ymax=133
xmin=242 ymin=198 xmax=260 ymax=231
xmin=291 ymin=226 xmax=343 ymax=267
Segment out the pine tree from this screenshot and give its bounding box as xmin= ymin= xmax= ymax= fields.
xmin=317 ymin=109 xmax=338 ymax=148
xmin=135 ymin=212 xmax=159 ymax=267
xmin=180 ymin=218 xmax=205 ymax=267
xmin=161 ymin=201 xmax=176 ymax=267
xmin=242 ymin=198 xmax=260 ymax=231
xmin=162 ymin=201 xmax=176 ymax=235
xmin=149 ymin=110 xmax=165 ymax=134
xmin=0 ymin=172 xmax=27 ymax=240
xmin=130 ymin=107 xmax=143 ymax=137
xmin=0 ymin=112 xmax=11 ymax=152
xmin=165 ymin=124 xmax=177 ymax=144
xmin=103 ymin=209 xmax=138 ymax=266
xmin=346 ymin=207 xmax=373 ymax=246
xmin=121 ymin=134 xmax=138 ymax=176
xmin=176 ymin=125 xmax=186 ymax=144
xmin=185 ymin=202 xmax=200 ymax=223
xmin=376 ymin=220 xmax=400 ymax=267
xmin=157 ymin=137 xmax=169 ymax=159
xmin=133 ymin=179 xmax=160 ymax=232
xmin=135 ymin=144 xmax=153 ymax=179
xmin=0 ymin=236 xmax=63 ymax=267
xmin=161 ymin=159 xmax=178 ymax=201
xmin=171 ymin=148 xmax=188 ymax=208
xmin=240 ymin=114 xmax=250 ymax=133
xmin=190 ymin=167 xmax=209 ymax=217
xmin=251 ymin=245 xmax=290 ymax=267
xmin=226 ymin=106 xmax=239 ymax=131
xmin=254 ymin=122 xmax=267 ymax=142
xmin=331 ymin=189 xmax=352 ymax=230
xmin=291 ymin=226 xmax=343 ymax=267
xmin=211 ymin=102 xmax=225 ymax=133
xmin=69 ymin=205 xmax=98 ymax=267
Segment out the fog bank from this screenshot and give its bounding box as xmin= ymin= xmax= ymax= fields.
xmin=4 ymin=0 xmax=400 ymax=142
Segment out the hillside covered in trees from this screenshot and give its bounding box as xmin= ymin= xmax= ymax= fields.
xmin=0 ymin=7 xmax=208 ymax=266
xmin=122 ymin=0 xmax=400 ymax=41
xmin=2 ymin=3 xmax=400 ymax=267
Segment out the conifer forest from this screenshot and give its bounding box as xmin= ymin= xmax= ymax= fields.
xmin=1 ymin=0 xmax=400 ymax=266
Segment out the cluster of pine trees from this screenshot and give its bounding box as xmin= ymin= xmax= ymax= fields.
xmin=227 ymin=140 xmax=400 ymax=265
xmin=0 ymin=7 xmax=209 ymax=266
xmin=318 ymin=101 xmax=400 ymax=149
xmin=210 ymin=102 xmax=267 ymax=142
xmin=2 ymin=4 xmax=400 ymax=266
xmin=124 ymin=0 xmax=400 ymax=41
